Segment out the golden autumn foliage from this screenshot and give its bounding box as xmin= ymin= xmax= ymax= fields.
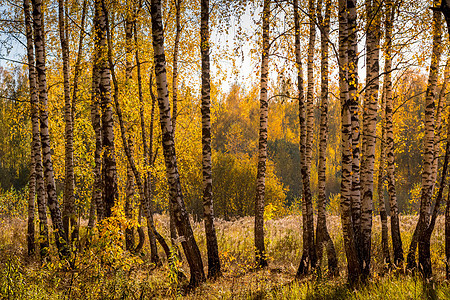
xmin=1 ymin=0 xmax=450 ymax=296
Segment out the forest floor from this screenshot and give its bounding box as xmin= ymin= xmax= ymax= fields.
xmin=1 ymin=214 xmax=450 ymax=299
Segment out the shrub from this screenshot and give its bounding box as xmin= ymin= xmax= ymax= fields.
xmin=212 ymin=152 xmax=286 ymax=220
xmin=0 ymin=187 xmax=27 ymax=217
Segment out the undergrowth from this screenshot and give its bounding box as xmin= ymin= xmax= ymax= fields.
xmin=0 ymin=214 xmax=449 ymax=299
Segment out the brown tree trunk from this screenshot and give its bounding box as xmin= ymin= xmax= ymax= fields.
xmin=150 ymin=0 xmax=205 ymax=287
xmin=31 ymin=0 xmax=69 ymax=258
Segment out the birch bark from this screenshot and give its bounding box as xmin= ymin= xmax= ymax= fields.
xmin=201 ymin=0 xmax=221 ymax=278
xmin=150 ymin=0 xmax=206 ymax=287
xmin=316 ymin=0 xmax=338 ymax=276
xmin=31 ymin=0 xmax=69 ymax=257
xmin=254 ymin=0 xmax=270 ymax=268
xmin=339 ymin=0 xmax=361 ymax=284
xmin=384 ymin=0 xmax=403 ymax=266
xmin=407 ymin=1 xmax=441 ymax=270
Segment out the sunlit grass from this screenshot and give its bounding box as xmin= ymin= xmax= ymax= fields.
xmin=0 ymin=214 xmax=449 ymax=299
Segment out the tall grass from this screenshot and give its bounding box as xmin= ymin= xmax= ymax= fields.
xmin=0 ymin=213 xmax=448 ymax=299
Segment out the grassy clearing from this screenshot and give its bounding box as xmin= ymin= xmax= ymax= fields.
xmin=0 ymin=214 xmax=449 ymax=299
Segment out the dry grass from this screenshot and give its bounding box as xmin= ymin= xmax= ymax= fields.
xmin=0 ymin=214 xmax=449 ymax=299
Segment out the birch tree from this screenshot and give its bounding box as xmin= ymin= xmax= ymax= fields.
xmin=407 ymin=0 xmax=441 ymax=270
xmin=377 ymin=87 xmax=391 ymax=267
xmin=201 ymin=0 xmax=221 ymax=278
xmin=124 ymin=7 xmax=135 ymax=251
xmin=360 ymin=0 xmax=382 ymax=278
xmin=339 ymin=0 xmax=361 ymax=284
xmin=297 ymin=0 xmax=317 ymax=276
xmin=90 ymin=42 xmax=103 ymax=223
xmin=134 ymin=20 xmax=162 ymax=258
xmin=27 ymin=132 xmax=36 ymax=256
xmin=24 ymin=0 xmax=40 ymax=257
xmin=417 ymin=0 xmax=450 ymax=279
xmin=72 ymin=0 xmax=91 ymax=228
xmin=104 ymin=4 xmax=162 ymax=264
xmin=254 ymin=0 xmax=270 ymax=269
xmin=169 ymin=0 xmax=182 ymax=246
xmin=293 ymin=0 xmax=311 ymax=276
xmin=384 ymin=0 xmax=403 ymax=267
xmin=97 ymin=0 xmax=118 ymax=218
xmin=172 ymin=0 xmax=181 ymax=135
xmin=150 ymin=0 xmax=206 ymax=287
xmin=59 ymin=0 xmax=77 ymax=244
xmin=125 ymin=160 xmax=136 ymax=251
xmin=316 ymin=0 xmax=338 ymax=276
xmin=417 ymin=60 xmax=450 ymax=278
xmin=440 ymin=1 xmax=450 ymax=279
xmin=340 ymin=0 xmax=363 ymax=274
xmin=31 ymin=0 xmax=69 ymax=257
xmin=418 ymin=107 xmax=450 ymax=278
